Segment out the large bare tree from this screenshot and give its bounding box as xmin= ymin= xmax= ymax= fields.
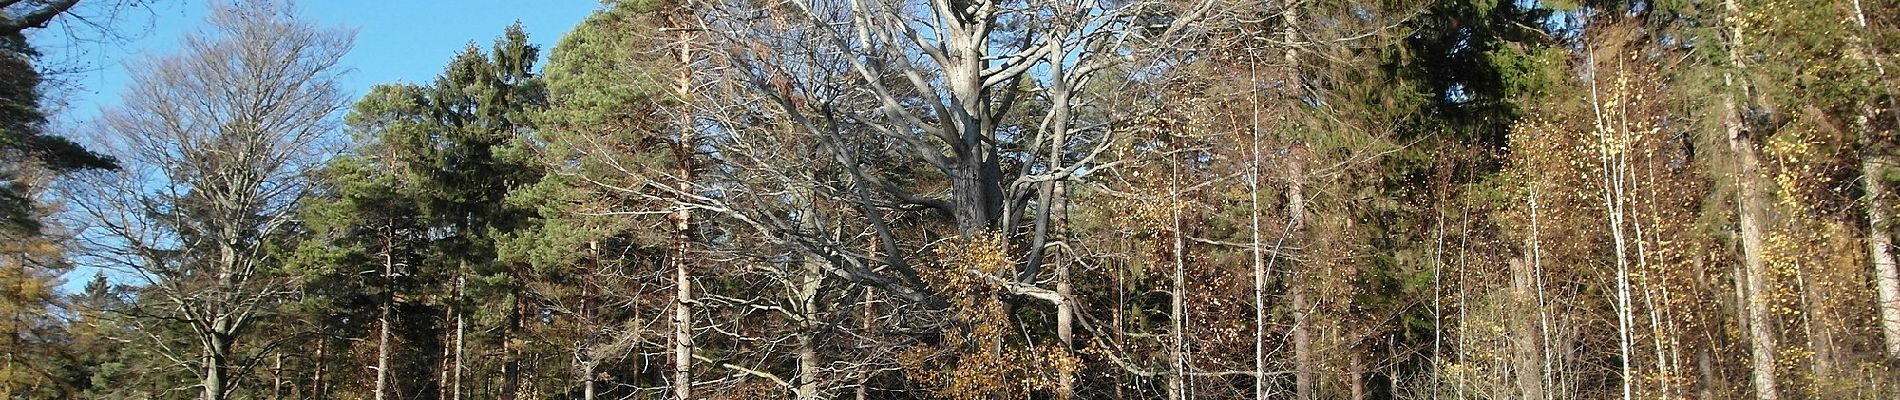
xmin=696 ymin=0 xmax=1218 ymax=307
xmin=67 ymin=1 xmax=351 ymax=399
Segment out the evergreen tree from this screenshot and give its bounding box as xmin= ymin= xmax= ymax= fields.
xmin=509 ymin=3 xmax=687 ymax=398
xmin=291 ymin=124 xmax=436 ymax=399
xmin=340 ymin=24 xmax=547 ymax=400
xmin=0 ymin=2 xmax=116 ymax=237
xmin=0 ymin=31 xmax=113 ymax=394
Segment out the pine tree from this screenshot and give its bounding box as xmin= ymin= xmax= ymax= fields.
xmin=337 ymin=25 xmax=546 ymax=400
xmin=514 ymin=2 xmax=694 ymax=398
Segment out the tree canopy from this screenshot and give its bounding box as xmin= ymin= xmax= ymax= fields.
xmin=12 ymin=0 xmax=1900 ymax=399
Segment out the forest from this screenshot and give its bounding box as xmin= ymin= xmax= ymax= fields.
xmin=3 ymin=0 xmax=1900 ymax=398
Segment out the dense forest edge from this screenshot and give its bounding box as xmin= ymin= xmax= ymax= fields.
xmin=4 ymin=0 xmax=1900 ymax=398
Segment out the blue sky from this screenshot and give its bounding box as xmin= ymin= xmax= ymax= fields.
xmin=40 ymin=0 xmax=600 ymax=123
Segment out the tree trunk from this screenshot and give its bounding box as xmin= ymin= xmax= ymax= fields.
xmin=671 ymin=18 xmax=696 ymax=400
xmin=857 ymin=291 xmax=874 ymax=400
xmin=376 ymin=237 xmax=394 ymax=400
xmin=1169 ymin=161 xmax=1188 ymax=400
xmin=582 ymin=363 xmax=596 ymax=400
xmin=671 ymin=105 xmax=695 ymax=400
xmin=1721 ymin=0 xmax=1780 ymax=396
xmin=376 ymin=291 xmax=392 ymax=400
xmin=1247 ymin=38 xmax=1270 ymax=400
xmin=273 ymin=352 xmax=283 ymax=400
xmin=1454 ymin=209 xmax=1472 ymax=400
xmin=1431 ymin=212 xmax=1446 ymax=397
xmin=454 ymin=276 xmax=466 ymax=400
xmin=796 ymin=259 xmax=822 ymax=400
xmin=796 ymin=323 xmax=819 ymax=400
xmin=1056 ymin=242 xmax=1075 ymax=400
xmin=943 ymin=10 xmax=1003 ymax=238
xmin=1867 ymin=154 xmax=1900 ymax=357
xmin=202 ymin=243 xmax=240 ymax=400
xmin=1289 ymin=154 xmax=1314 ymax=400
xmin=1281 ymin=5 xmax=1316 ymax=398
xmin=1510 ymin=256 xmax=1545 ymax=400
xmin=1728 ymin=93 xmax=1781 ymax=400
xmin=312 ymin=335 xmax=327 ymax=400
xmin=1045 ymin=43 xmax=1075 ymax=396
xmin=1530 ymin=176 xmax=1557 ymax=399
xmin=203 ymin=333 xmax=231 ymax=400
xmin=501 ymin=290 xmax=522 ymax=400
xmin=582 ymin=240 xmax=599 ymax=400
xmin=1848 ymin=0 xmax=1900 ymax=357
xmin=439 ymin=290 xmax=453 ymax=400
xmin=949 ymin=159 xmax=1004 ymax=237
xmin=1349 ymin=350 xmax=1366 ymax=400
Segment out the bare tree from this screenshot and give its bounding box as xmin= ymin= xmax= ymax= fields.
xmin=66 ymin=1 xmax=351 ymax=399
xmin=697 ymin=0 xmax=1218 ymax=308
